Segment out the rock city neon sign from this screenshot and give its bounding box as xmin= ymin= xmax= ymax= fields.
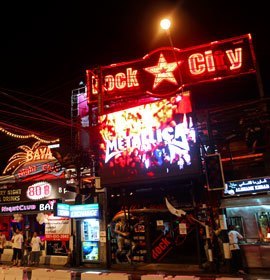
xmin=87 ymin=34 xmax=256 ymax=101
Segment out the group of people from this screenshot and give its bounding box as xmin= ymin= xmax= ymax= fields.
xmin=200 ymin=223 xmax=247 ymax=275
xmin=0 ymin=229 xmax=43 ymax=267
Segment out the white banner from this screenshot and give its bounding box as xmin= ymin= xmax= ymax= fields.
xmin=45 ymin=218 xmax=70 ymax=235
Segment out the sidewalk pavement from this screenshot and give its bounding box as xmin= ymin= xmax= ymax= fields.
xmin=1 ymin=261 xmax=270 ymax=280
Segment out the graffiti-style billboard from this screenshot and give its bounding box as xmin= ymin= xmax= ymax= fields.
xmin=93 ymin=91 xmax=200 ymax=185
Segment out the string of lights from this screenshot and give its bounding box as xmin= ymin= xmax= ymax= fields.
xmin=0 ymin=127 xmax=59 ymax=144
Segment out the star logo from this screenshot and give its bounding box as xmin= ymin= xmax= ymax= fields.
xmin=144 ymin=53 xmax=181 ymax=89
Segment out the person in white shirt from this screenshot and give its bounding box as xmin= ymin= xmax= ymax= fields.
xmin=11 ymin=229 xmax=24 ymax=266
xmin=30 ymin=232 xmax=42 ymax=266
xmin=228 ymin=225 xmax=246 ymax=275
xmin=0 ymin=231 xmax=6 ymax=264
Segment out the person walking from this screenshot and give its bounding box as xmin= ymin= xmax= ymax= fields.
xmin=0 ymin=231 xmax=6 ymax=264
xmin=22 ymin=236 xmax=32 ymax=266
xmin=30 ymin=232 xmax=42 ymax=266
xmin=11 ymin=229 xmax=24 ymax=266
xmin=228 ymin=225 xmax=246 ymax=275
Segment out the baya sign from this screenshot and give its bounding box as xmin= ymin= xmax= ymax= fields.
xmin=87 ymin=34 xmax=256 ymax=101
xmin=3 ymin=141 xmax=64 ymax=182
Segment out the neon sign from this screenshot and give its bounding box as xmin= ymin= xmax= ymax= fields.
xmin=0 ymin=199 xmax=59 ymax=214
xmin=3 ymin=141 xmax=64 ymax=181
xmin=87 ymin=34 xmax=255 ymax=102
xmin=0 ymin=180 xmax=75 ymax=204
xmin=69 ymin=203 xmax=99 ymax=218
xmin=54 ymin=203 xmax=70 ymax=217
xmin=26 ymin=182 xmax=52 ymax=200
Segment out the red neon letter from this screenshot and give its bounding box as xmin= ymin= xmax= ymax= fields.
xmin=105 ymin=75 xmax=114 ymax=91
xmin=115 ymin=72 xmax=126 ymax=89
xmin=188 ymin=53 xmax=206 ymax=75
xmin=226 ymin=48 xmax=242 ymax=70
xmin=91 ymin=76 xmax=98 ymax=94
xmin=126 ymin=68 xmax=139 ymax=88
xmin=205 ymin=50 xmax=215 ymax=72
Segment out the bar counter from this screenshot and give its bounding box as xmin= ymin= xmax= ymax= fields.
xmin=241 ymin=243 xmax=270 ymax=268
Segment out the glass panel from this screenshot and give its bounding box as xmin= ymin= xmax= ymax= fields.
xmin=255 ymin=212 xmax=270 ymax=242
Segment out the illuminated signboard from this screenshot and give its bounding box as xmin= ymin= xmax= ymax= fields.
xmin=92 ymin=91 xmax=200 ymax=185
xmin=54 ymin=203 xmax=70 ymax=217
xmin=3 ymin=141 xmax=64 ymax=182
xmin=224 ymin=177 xmax=270 ymax=196
xmin=0 ymin=199 xmax=59 ymax=214
xmin=69 ymin=203 xmax=99 ymax=219
xmin=0 ymin=179 xmax=76 ymax=204
xmin=54 ymin=203 xmax=100 ymax=218
xmin=78 ymin=91 xmax=89 ymax=127
xmin=86 ymin=34 xmax=256 ymax=103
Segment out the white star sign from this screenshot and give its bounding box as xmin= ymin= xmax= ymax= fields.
xmin=144 ymin=53 xmax=181 ymax=89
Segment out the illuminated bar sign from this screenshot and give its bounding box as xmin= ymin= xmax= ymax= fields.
xmin=224 ymin=177 xmax=270 ymax=196
xmin=0 ymin=180 xmax=76 ymax=204
xmin=70 ymin=203 xmax=99 ymax=218
xmin=87 ymin=34 xmax=256 ymax=102
xmin=0 ymin=199 xmax=59 ymax=214
xmin=3 ymin=141 xmax=64 ymax=182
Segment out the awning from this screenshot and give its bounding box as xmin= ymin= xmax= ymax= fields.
xmin=220 ymin=194 xmax=270 ymax=208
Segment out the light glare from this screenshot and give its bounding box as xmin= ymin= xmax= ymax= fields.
xmin=160 ymin=18 xmax=171 ymax=30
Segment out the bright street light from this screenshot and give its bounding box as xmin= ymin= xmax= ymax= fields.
xmin=160 ymin=18 xmax=171 ymax=30
xmin=160 ymin=18 xmax=174 ymax=46
xmin=159 ymin=18 xmax=184 ymax=93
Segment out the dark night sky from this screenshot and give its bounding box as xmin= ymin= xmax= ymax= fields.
xmin=0 ymin=1 xmax=269 ymax=146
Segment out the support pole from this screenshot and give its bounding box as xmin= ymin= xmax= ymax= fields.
xmin=205 ymin=224 xmax=214 ymax=272
xmin=219 ymin=208 xmax=231 ymax=273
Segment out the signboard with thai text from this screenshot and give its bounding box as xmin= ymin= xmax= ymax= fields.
xmin=87 ymin=34 xmax=256 ymax=105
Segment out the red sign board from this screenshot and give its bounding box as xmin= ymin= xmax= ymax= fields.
xmin=86 ymin=34 xmax=256 ymax=104
xmin=45 ymin=234 xmax=70 ymax=241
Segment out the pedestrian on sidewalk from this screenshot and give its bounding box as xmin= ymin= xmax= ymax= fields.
xmin=228 ymin=225 xmax=246 ymax=275
xmin=22 ymin=236 xmax=32 ymax=266
xmin=0 ymin=230 xmax=6 ymax=264
xmin=30 ymin=232 xmax=42 ymax=266
xmin=11 ymin=228 xmax=24 ymax=266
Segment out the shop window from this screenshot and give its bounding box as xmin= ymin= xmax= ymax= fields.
xmin=46 ymin=241 xmax=69 ymax=256
xmin=255 ymin=212 xmax=270 ymax=242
